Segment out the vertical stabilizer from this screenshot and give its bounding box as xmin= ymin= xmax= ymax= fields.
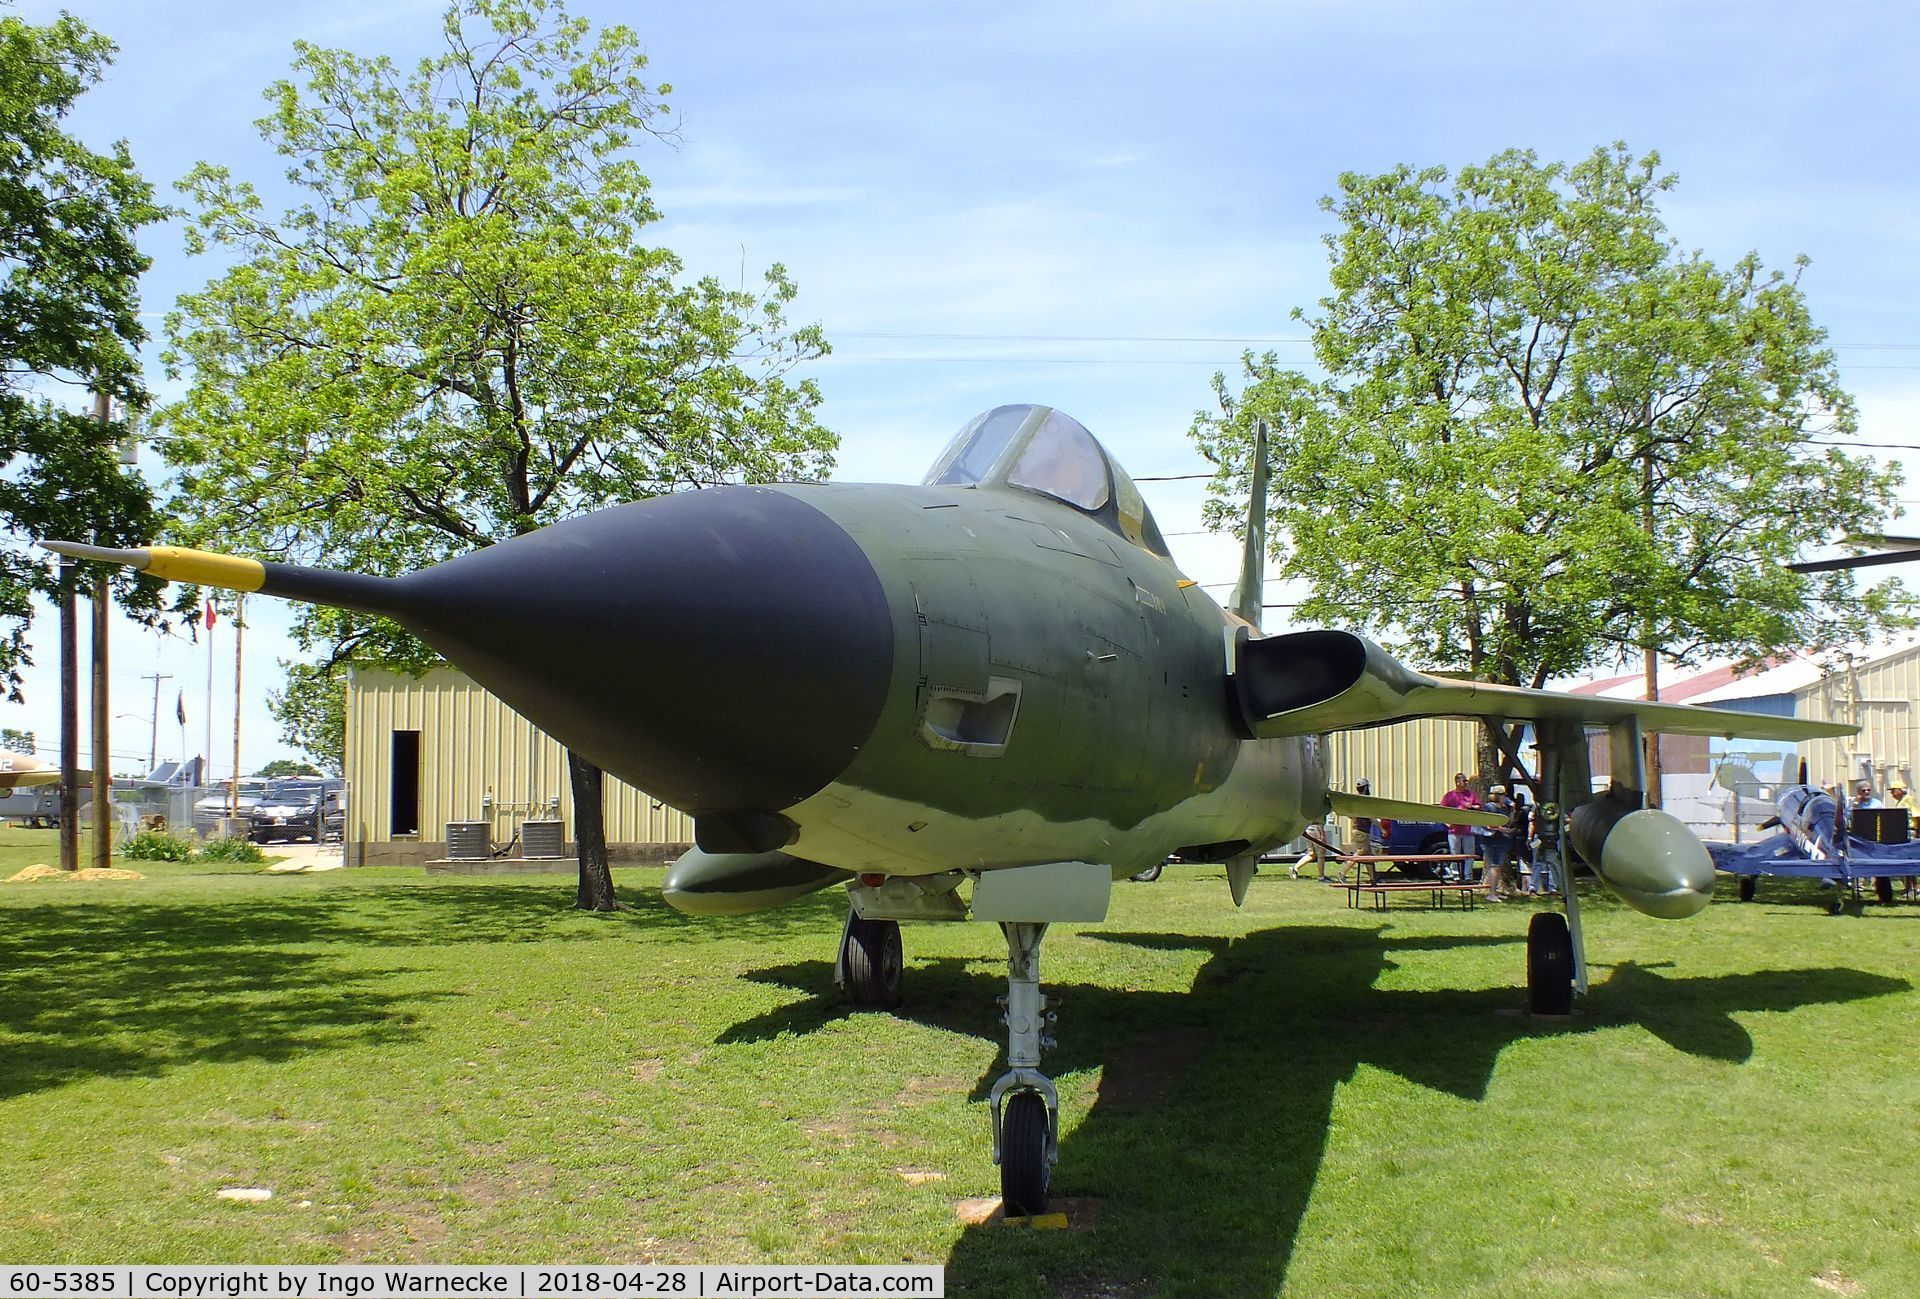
xmin=1229 ymin=419 xmax=1270 ymax=632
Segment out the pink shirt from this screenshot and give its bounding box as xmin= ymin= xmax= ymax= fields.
xmin=1441 ymin=788 xmax=1480 ymax=835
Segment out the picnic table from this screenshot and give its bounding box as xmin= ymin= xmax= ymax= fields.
xmin=1331 ymin=852 xmax=1486 ymax=910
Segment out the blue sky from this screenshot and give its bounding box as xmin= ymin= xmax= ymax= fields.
xmin=8 ymin=0 xmax=1920 ymax=775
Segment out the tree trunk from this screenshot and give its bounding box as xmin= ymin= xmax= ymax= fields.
xmin=1640 ymin=437 xmax=1663 ymax=808
xmin=567 ymin=748 xmax=617 ymax=911
xmin=1642 ymin=645 xmax=1663 ymax=808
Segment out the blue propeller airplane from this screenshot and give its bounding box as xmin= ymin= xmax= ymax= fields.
xmin=1710 ymin=762 xmax=1919 ymax=910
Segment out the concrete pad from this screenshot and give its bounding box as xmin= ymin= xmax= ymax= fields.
xmin=264 ymin=842 xmax=346 ymax=873
xmin=424 ymin=857 xmax=578 ymax=875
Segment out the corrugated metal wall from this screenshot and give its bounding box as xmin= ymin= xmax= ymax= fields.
xmin=345 ymin=666 xmax=697 ymax=849
xmin=346 ymin=666 xmax=1492 ymax=845
xmin=1794 ymin=646 xmax=1920 ymax=791
xmin=347 ymin=653 xmax=1915 ymax=854
xmin=1326 ymin=718 xmax=1487 ymax=801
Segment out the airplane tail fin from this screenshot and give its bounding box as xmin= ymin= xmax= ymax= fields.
xmin=1227 ymin=419 xmax=1269 ymax=631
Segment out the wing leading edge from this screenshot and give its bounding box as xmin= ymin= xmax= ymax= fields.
xmin=1235 ymin=629 xmax=1854 ymax=744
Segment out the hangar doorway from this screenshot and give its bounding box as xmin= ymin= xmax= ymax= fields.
xmin=391 ymin=730 xmax=421 ymax=836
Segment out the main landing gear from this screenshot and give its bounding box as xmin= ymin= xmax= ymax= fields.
xmin=838 ymin=914 xmax=903 ymax=1010
xmin=1526 ymin=911 xmax=1575 ymax=1016
xmin=988 ymin=921 xmax=1057 ymax=1217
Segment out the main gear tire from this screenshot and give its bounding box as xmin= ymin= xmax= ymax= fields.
xmin=842 ymin=916 xmax=902 ymax=1010
xmin=1527 ymin=911 xmax=1574 ymax=1017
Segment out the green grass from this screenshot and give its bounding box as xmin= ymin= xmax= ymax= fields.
xmin=1 ymin=825 xmax=1915 ymax=1297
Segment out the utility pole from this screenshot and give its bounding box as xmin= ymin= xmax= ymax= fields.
xmin=141 ymin=672 xmax=172 ymax=769
xmin=91 ymin=563 xmax=111 ymax=869
xmin=90 ymin=386 xmax=113 ymax=870
xmin=59 ymin=557 xmax=78 ymax=873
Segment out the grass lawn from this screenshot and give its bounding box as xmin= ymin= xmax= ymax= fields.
xmin=1 ymin=826 xmax=1916 ymax=1297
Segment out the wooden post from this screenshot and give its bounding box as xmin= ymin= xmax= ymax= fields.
xmin=92 ymin=565 xmax=111 ymax=870
xmin=59 ymin=559 xmax=78 ymax=872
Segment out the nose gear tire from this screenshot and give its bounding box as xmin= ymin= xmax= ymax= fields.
xmin=999 ymin=1090 xmax=1051 ymax=1217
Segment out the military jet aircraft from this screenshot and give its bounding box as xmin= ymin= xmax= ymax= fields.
xmin=48 ymin=402 xmax=1853 ymax=1215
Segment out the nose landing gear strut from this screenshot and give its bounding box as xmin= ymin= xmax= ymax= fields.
xmin=987 ymin=921 xmax=1058 ymax=1216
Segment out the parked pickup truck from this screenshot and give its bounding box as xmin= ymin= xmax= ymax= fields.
xmin=1363 ymin=817 xmax=1456 ymax=877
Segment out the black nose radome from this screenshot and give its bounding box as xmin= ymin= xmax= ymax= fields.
xmin=385 ymin=486 xmax=893 ymax=815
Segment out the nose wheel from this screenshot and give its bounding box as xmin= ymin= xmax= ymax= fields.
xmin=840 ymin=915 xmax=902 ymax=1009
xmin=997 ymin=1087 xmax=1054 ymax=1216
xmin=987 ymin=921 xmax=1059 ymax=1217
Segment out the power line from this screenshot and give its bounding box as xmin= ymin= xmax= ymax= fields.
xmin=830 ymin=329 xmax=1920 ymax=350
xmin=834 ymin=331 xmax=1313 ymax=345
xmin=820 ymin=352 xmax=1920 ymax=370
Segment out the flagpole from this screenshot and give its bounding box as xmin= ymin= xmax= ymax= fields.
xmin=229 ymin=594 xmax=244 ymax=821
xmin=204 ymin=600 xmax=214 ymax=789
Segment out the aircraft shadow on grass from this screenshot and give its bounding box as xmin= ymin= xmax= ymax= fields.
xmin=724 ymin=923 xmax=1908 ymax=1297
xmin=0 ymin=883 xmax=833 ymax=1100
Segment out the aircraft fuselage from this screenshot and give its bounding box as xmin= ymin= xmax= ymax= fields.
xmin=773 ymin=481 xmax=1318 ymax=875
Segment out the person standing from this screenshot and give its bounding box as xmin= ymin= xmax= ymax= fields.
xmin=1481 ymin=784 xmax=1516 ymax=900
xmin=1531 ymin=801 xmax=1560 ymax=895
xmin=1891 ymin=782 xmax=1920 ymax=899
xmin=1441 ymin=772 xmax=1481 ymax=883
xmin=1509 ymin=787 xmax=1537 ymax=892
xmin=1350 ymin=777 xmax=1380 ymax=853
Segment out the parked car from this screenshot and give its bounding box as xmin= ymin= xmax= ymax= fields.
xmin=194 ymin=777 xmax=270 ymax=836
xmin=248 ymin=779 xmax=345 ymax=843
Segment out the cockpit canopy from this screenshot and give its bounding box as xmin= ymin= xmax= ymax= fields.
xmin=924 ymin=404 xmax=1172 ymax=557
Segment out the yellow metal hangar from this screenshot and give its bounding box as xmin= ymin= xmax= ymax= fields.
xmin=339 ymin=662 xmax=1479 ymax=867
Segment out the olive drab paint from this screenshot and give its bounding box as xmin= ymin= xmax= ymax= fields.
xmin=45 ymin=402 xmax=1866 ymax=1218
xmin=45 ymin=402 xmax=1851 ymax=908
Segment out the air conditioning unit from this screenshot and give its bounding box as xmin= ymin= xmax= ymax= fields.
xmin=521 ymin=819 xmax=566 ymax=859
xmin=445 ymin=821 xmax=491 ymax=860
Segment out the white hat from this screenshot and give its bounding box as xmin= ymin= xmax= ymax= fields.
xmin=1489 ymin=783 xmax=1507 ymax=795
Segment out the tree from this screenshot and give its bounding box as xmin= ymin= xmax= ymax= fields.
xmin=1193 ymin=145 xmax=1906 ymax=786
xmin=0 ymin=8 xmax=171 ymax=695
xmin=160 ymin=0 xmax=834 ymax=908
xmin=256 ymin=758 xmax=322 ymax=778
xmin=0 ymin=727 xmax=33 ymax=754
xmin=269 ymin=661 xmax=345 ymax=776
